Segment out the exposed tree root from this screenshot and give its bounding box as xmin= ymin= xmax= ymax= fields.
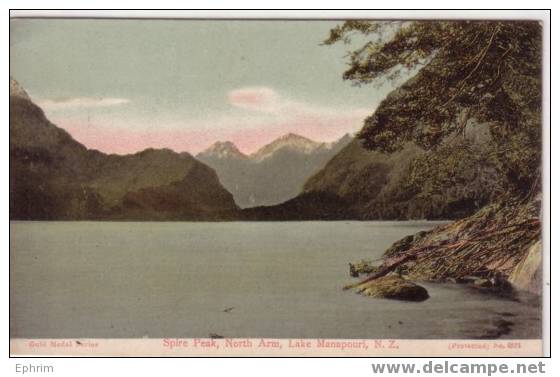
xmin=347 ymin=196 xmax=541 ymax=289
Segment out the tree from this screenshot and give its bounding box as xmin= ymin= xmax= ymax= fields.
xmin=325 ymin=21 xmax=542 ymax=194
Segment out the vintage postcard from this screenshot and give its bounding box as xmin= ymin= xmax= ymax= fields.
xmin=9 ymin=12 xmax=547 ymax=357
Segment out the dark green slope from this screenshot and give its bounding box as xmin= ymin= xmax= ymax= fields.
xmin=9 ymin=81 xmax=238 ymax=220
xmin=301 ymin=129 xmax=497 ymax=220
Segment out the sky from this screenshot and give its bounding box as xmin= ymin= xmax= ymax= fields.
xmin=10 ymin=19 xmax=401 ymax=155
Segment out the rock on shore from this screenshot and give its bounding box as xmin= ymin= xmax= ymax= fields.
xmin=353 ymin=276 xmax=429 ymax=302
xmin=508 ymin=240 xmax=542 ymax=294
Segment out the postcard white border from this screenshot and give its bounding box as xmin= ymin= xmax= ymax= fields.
xmin=5 ymin=6 xmax=552 ymax=367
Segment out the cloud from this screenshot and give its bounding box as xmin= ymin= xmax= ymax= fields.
xmin=227 ymin=86 xmax=370 ymax=119
xmin=227 ymin=87 xmax=284 ymax=114
xmin=37 ymin=97 xmax=130 ymax=110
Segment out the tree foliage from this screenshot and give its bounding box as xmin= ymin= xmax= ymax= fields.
xmin=326 ymin=21 xmax=542 ymax=193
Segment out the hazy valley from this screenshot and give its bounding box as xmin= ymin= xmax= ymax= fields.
xmin=197 ymin=133 xmax=351 ymax=208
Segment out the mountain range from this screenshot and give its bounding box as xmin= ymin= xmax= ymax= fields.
xmin=10 ymin=78 xmax=238 ymax=220
xmin=10 ymin=77 xmax=494 ymax=222
xmin=197 ymin=133 xmax=352 ymax=208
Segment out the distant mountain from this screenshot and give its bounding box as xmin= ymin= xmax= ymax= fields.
xmin=197 ymin=133 xmax=352 ymax=208
xmin=9 ymin=78 xmax=238 ymax=220
xmin=250 ymin=133 xmax=326 ymax=161
xmin=197 ymin=141 xmax=248 ymax=160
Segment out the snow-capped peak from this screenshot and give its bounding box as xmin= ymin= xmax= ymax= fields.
xmin=250 ymin=133 xmax=323 ymax=161
xmin=198 ymin=141 xmax=247 ymax=160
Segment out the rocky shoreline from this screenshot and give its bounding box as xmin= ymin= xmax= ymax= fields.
xmin=345 ymin=197 xmax=542 ymax=301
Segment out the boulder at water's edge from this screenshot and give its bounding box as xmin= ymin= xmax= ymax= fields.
xmin=354 ymin=276 xmax=429 ymax=301
xmin=508 ymin=241 xmax=542 ymax=295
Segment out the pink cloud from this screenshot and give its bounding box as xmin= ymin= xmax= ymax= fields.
xmin=227 ymin=87 xmax=282 ymax=113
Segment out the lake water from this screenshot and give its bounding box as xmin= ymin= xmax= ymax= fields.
xmin=10 ymin=221 xmax=541 ymax=339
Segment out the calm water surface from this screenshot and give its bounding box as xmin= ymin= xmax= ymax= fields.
xmin=10 ymin=221 xmax=541 ymax=339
